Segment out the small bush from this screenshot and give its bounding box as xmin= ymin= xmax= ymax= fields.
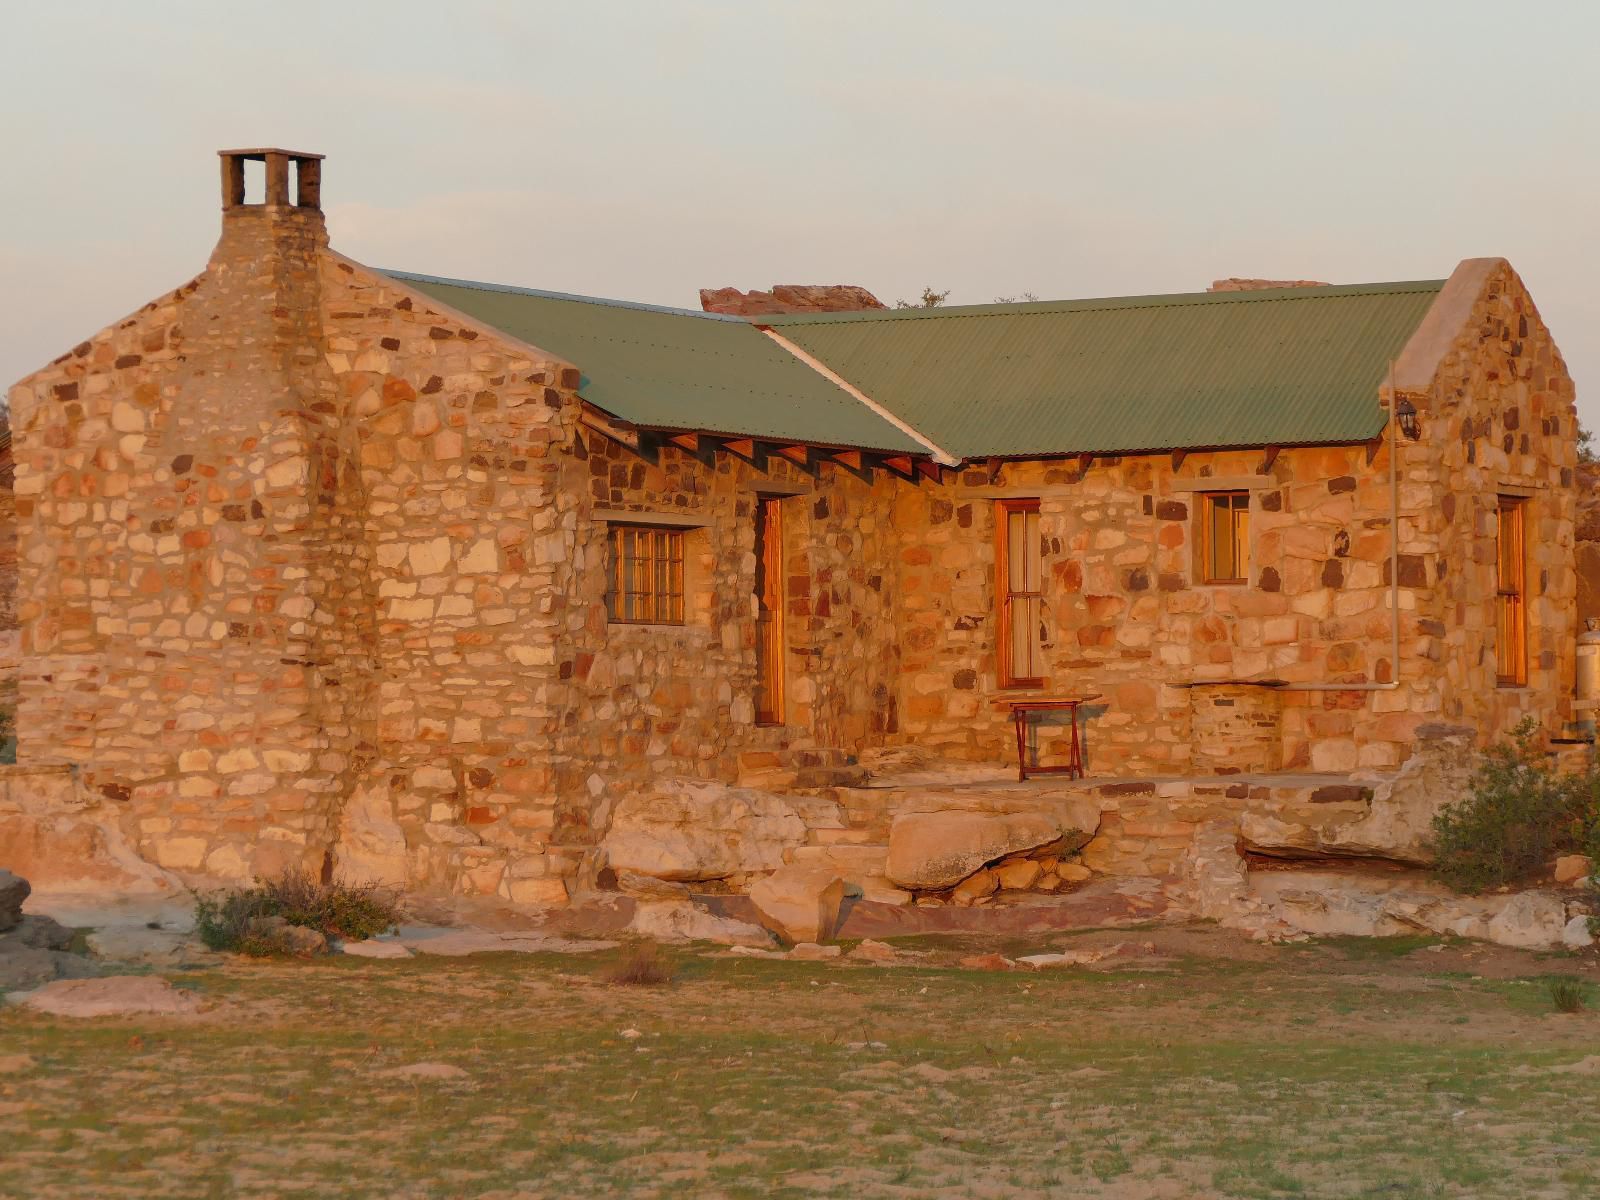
xmin=194 ymin=871 xmax=399 ymax=955
xmin=1547 ymin=977 xmax=1586 ymax=1014
xmin=0 ymin=703 xmax=15 ymax=765
xmin=603 ymin=942 xmax=675 ymax=987
xmin=1431 ymin=719 xmax=1600 ymax=894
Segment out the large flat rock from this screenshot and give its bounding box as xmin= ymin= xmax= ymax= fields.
xmin=885 ymin=801 xmax=1100 ymax=890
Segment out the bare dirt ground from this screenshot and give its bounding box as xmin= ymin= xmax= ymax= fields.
xmin=3 ymin=922 xmax=1599 ymax=1199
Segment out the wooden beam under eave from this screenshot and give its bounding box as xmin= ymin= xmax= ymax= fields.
xmin=915 ymin=459 xmax=942 ymax=483
xmin=667 ymin=432 xmax=700 ymax=452
xmin=831 ymin=449 xmax=863 ymax=470
xmin=724 ymin=438 xmax=756 ymax=461
xmin=579 ymin=406 xmax=639 ymax=449
xmin=775 ymin=444 xmax=810 ymax=466
xmin=883 ymin=455 xmax=914 ymax=478
xmin=1365 ymin=436 xmax=1384 ymax=466
xmin=1170 ymin=448 xmax=1188 ymax=471
xmin=1257 ymin=446 xmax=1281 ymax=475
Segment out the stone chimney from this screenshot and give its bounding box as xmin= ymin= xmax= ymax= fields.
xmin=700 ymin=284 xmax=887 ymax=317
xmin=214 ymin=148 xmax=329 ymax=262
xmin=1208 ymin=278 xmax=1330 ymax=293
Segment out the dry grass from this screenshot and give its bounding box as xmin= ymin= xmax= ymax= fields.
xmin=2 ymin=931 xmax=1599 ymax=1198
xmin=602 ymin=940 xmax=676 ymax=987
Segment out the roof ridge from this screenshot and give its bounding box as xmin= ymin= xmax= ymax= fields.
xmin=756 ymin=279 xmax=1449 ymax=326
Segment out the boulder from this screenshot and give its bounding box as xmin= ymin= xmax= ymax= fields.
xmin=0 ymin=870 xmax=29 ymax=932
xmin=851 ymin=939 xmax=899 ymax=963
xmin=16 ymin=975 xmax=203 ymax=1018
xmin=748 ymin=864 xmax=851 ymax=944
xmin=602 ymin=782 xmax=817 ymax=882
xmin=85 ymin=927 xmax=201 ymax=966
xmin=994 ymin=860 xmax=1042 ymax=891
xmin=885 ymin=806 xmax=1098 ymax=890
xmin=1 ymin=914 xmax=74 ymax=952
xmin=1563 ymin=916 xmax=1595 ymax=950
xmin=951 ymin=869 xmax=999 ymax=905
xmin=0 ymin=946 xmax=101 ymax=991
xmin=626 ymin=900 xmax=776 ymax=949
xmin=1485 ymin=891 xmax=1568 ymax=950
xmin=1554 ymin=855 xmax=1592 ymax=885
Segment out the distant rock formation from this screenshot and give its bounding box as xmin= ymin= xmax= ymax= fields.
xmin=700 ymin=284 xmax=887 ymax=317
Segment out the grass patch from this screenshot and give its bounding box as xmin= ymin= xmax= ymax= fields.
xmin=1546 ymin=976 xmax=1587 ymax=1013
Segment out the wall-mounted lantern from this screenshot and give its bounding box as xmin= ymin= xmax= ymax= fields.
xmin=1394 ymin=397 xmax=1421 ymax=441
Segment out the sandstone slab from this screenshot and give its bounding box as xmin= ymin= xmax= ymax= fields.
xmin=1554 ymin=855 xmax=1592 ymax=885
xmin=626 ymin=900 xmax=776 ymax=948
xmin=602 ymin=782 xmax=817 ymax=882
xmin=339 ymin=938 xmax=414 ymax=959
xmin=749 ymin=864 xmax=851 ymax=944
xmin=85 ymin=927 xmax=203 ymax=966
xmin=16 ymin=975 xmax=202 ymax=1018
xmin=885 ymin=807 xmax=1098 ymax=891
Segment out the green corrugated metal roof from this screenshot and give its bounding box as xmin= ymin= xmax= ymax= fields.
xmin=383 ymin=272 xmax=925 ymax=454
xmin=759 ymin=281 xmax=1445 ymax=458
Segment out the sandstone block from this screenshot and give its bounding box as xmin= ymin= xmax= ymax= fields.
xmin=16 ymin=976 xmax=203 ymax=1018
xmin=994 ymin=859 xmax=1042 ymax=890
xmin=625 ymin=900 xmax=774 ymax=948
xmin=749 ymin=863 xmax=851 ymax=944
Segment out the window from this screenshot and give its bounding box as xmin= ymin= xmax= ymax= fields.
xmin=1495 ymin=495 xmax=1527 ymax=686
xmin=605 ymin=524 xmax=685 ymax=624
xmin=996 ymin=499 xmax=1044 ymax=687
xmin=1200 ymin=492 xmax=1250 ymax=584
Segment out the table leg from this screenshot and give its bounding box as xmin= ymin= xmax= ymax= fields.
xmin=1069 ymin=705 xmax=1083 ymax=780
xmin=1015 ymin=709 xmax=1028 ymax=782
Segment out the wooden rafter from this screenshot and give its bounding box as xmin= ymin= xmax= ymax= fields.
xmin=667 ymin=432 xmax=700 ymax=452
xmin=916 ymin=459 xmax=942 ymax=483
xmin=831 ymin=449 xmax=863 ymax=470
xmin=579 ymin=406 xmax=639 ymax=449
xmin=775 ymin=444 xmax=810 ymax=467
xmin=724 ymin=438 xmax=756 ymax=461
xmin=1171 ymin=448 xmax=1188 ymax=471
xmin=883 ymin=455 xmax=915 ymax=478
xmin=1257 ymin=446 xmax=1281 ymax=475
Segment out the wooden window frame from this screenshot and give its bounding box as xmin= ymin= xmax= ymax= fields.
xmin=1495 ymin=495 xmax=1528 ymax=687
xmin=754 ymin=495 xmax=785 ymax=726
xmin=996 ymin=498 xmax=1045 ymax=690
xmin=1198 ymin=491 xmax=1250 ymax=585
xmin=604 ymin=523 xmax=687 ymax=625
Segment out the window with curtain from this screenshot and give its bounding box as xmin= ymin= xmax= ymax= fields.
xmin=605 ymin=524 xmax=686 ymax=624
xmin=1496 ymin=496 xmax=1527 ymax=686
xmin=1200 ymin=492 xmax=1250 ymax=584
xmin=996 ymin=499 xmax=1044 ymax=687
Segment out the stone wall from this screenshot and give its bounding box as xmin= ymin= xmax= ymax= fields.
xmin=882 ymin=262 xmax=1576 ymax=777
xmin=5 ymin=193 xmax=1578 ymax=903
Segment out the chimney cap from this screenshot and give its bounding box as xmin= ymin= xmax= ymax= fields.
xmin=218 ymin=147 xmax=326 ymax=161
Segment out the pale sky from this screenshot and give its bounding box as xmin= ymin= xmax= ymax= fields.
xmin=5 ymin=1 xmax=1597 ymax=427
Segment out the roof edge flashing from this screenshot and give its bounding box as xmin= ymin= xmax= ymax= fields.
xmin=759 ymin=327 xmax=960 ymax=466
xmin=380 ymin=270 xmax=748 ymax=322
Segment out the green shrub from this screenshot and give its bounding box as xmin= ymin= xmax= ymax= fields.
xmin=1546 ymin=976 xmax=1587 ymax=1014
xmin=0 ymin=703 xmax=15 ymax=765
xmin=1431 ymin=719 xmax=1600 ymax=894
xmin=194 ymin=871 xmax=399 ymax=955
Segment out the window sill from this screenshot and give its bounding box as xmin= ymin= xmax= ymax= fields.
xmin=607 ymin=621 xmax=708 ymax=635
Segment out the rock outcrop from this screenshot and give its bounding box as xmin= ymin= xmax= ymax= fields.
xmin=699 ymin=284 xmax=887 ymax=317
xmin=13 ymin=976 xmax=203 ymax=1018
xmin=1239 ymin=725 xmax=1474 ymax=866
xmin=602 ymin=782 xmax=817 ymax=883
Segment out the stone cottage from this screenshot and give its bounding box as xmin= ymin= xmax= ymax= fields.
xmin=2 ymin=149 xmax=1580 ymax=903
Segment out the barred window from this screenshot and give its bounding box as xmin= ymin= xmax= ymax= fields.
xmin=1495 ymin=496 xmax=1527 ymax=687
xmin=605 ymin=524 xmax=685 ymax=624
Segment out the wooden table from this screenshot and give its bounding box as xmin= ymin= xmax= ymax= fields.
xmin=997 ymin=695 xmax=1101 ymax=782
